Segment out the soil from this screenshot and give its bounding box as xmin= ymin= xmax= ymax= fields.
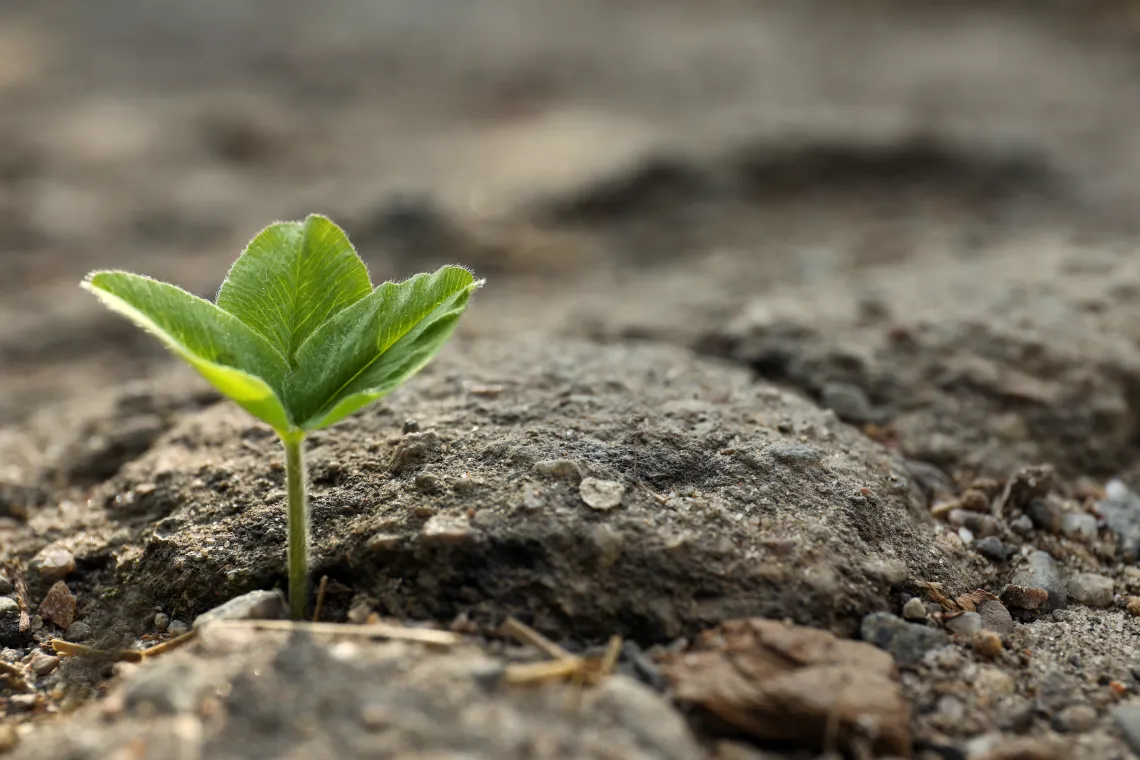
xmin=3 ymin=1 xmax=1140 ymax=758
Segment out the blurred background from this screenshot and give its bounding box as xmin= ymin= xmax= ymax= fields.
xmin=5 ymin=0 xmax=1140 ymax=425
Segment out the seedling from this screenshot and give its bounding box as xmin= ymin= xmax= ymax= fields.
xmin=82 ymin=214 xmax=481 ymax=619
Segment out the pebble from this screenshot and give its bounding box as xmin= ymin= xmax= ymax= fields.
xmin=65 ymin=621 xmax=93 ymax=641
xmin=902 ymin=597 xmax=927 ymax=621
xmin=1067 ymin=573 xmax=1114 ymax=608
xmin=0 ymin=724 xmax=15 ymax=752
xmin=1009 ymin=515 xmax=1034 ymax=535
xmin=0 ymin=595 xmax=26 ymax=646
xmin=166 ymin=620 xmax=190 ymax=636
xmin=974 ymin=536 xmax=1011 ymax=562
xmin=1127 ymin=597 xmax=1140 ymax=617
xmin=1026 ymin=498 xmax=1063 ymax=532
xmin=767 ymin=443 xmax=824 ymax=466
xmin=28 ymin=651 xmax=59 ymax=676
xmin=193 ymin=589 xmax=287 ymax=630
xmin=1052 ymin=704 xmax=1098 ymax=733
xmin=420 ymin=513 xmax=474 ymax=544
xmin=1010 ymin=550 xmax=1066 ymax=608
xmin=948 ymin=509 xmax=1000 ymax=537
xmin=0 ymin=574 xmax=12 ymax=595
xmin=580 ymin=478 xmax=625 ymax=510
xmin=977 ymin=600 xmax=1015 ymax=635
xmin=29 ymin=546 xmax=75 ymax=582
xmin=1099 ymin=480 xmax=1140 ymax=560
xmin=1000 ymin=584 xmax=1050 ymax=611
xmin=533 ymin=459 xmax=583 ymax=482
xmin=944 ymin=611 xmax=982 ymax=637
xmin=972 ymin=629 xmax=1004 ymax=658
xmin=860 ymin=612 xmax=949 ymax=668
xmin=154 ymin=612 xmax=170 ymax=632
xmin=413 ymin=472 xmax=441 ymax=493
xmin=1060 ymin=512 xmax=1098 ymax=541
xmin=820 ymin=382 xmax=873 ymax=423
xmin=36 ymin=580 xmax=76 ymax=630
xmin=1115 ymin=705 xmax=1140 ymax=755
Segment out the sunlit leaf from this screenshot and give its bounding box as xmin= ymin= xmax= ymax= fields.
xmin=216 ymin=214 xmax=372 ymax=366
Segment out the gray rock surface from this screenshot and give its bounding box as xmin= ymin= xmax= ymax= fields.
xmin=860 ymin=612 xmax=949 ymax=668
xmin=1011 ymin=551 xmax=1068 ymax=609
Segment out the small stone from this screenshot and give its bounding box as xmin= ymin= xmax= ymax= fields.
xmin=976 ymin=600 xmax=1015 ymax=636
xmin=1099 ymin=481 xmax=1140 ymax=560
xmin=1010 ymin=550 xmax=1066 ymax=608
xmin=936 ymin=694 xmax=966 ymax=722
xmin=1052 ymin=704 xmax=1098 ymax=733
xmin=28 ymin=651 xmax=59 ymax=676
xmin=862 ymin=558 xmax=907 ymax=584
xmin=902 ymin=597 xmax=927 ymax=621
xmin=1060 ymin=512 xmax=1098 ymax=541
xmin=1127 ymin=597 xmax=1140 ymax=617
xmin=420 ymin=513 xmax=473 ymax=544
xmin=153 ymin=612 xmax=170 ymax=632
xmin=861 ymin=611 xmax=949 ymax=668
xmin=65 ymin=621 xmax=93 ymax=641
xmin=767 ymin=443 xmax=824 ymax=466
xmin=0 ymin=574 xmax=12 ymax=595
xmin=580 ymin=478 xmax=625 ymax=510
xmin=1026 ymin=498 xmax=1063 ymax=532
xmin=974 ymin=665 xmax=1015 ymax=695
xmin=1009 ymin=515 xmax=1034 ymax=535
xmin=972 ymin=629 xmax=1003 ymax=658
xmin=0 ymin=595 xmax=27 ymax=647
xmin=413 ymin=472 xmax=441 ymax=493
xmin=193 ymin=589 xmax=287 ymax=630
xmin=944 ymin=611 xmax=982 ymax=637
xmin=975 ymin=536 xmax=1011 ymax=562
xmin=29 ymin=545 xmax=75 ymax=581
xmin=1113 ymin=705 xmax=1140 ymax=755
xmin=533 ymin=459 xmax=583 ymax=482
xmin=1067 ymin=573 xmax=1114 ymax=608
xmin=820 ymin=382 xmax=873 ymax=423
xmin=0 ymin=723 xmax=15 ymax=752
xmin=1000 ymin=584 xmax=1050 ymax=611
xmin=402 ymin=418 xmax=420 ymax=434
xmin=166 ymin=620 xmax=190 ymax=637
xmin=948 ymin=509 xmax=1000 ymax=537
xmin=36 ymin=580 xmax=76 ymax=630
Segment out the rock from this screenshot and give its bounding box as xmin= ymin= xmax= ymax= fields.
xmin=0 ymin=724 xmax=15 ymax=753
xmin=388 ymin=431 xmax=441 ymax=473
xmin=766 ymin=443 xmax=824 ymax=466
xmin=1060 ymin=512 xmax=1098 ymax=541
xmin=167 ymin=620 xmax=190 ymax=637
xmin=1000 ymin=584 xmax=1050 ymax=611
xmin=1067 ymin=573 xmax=1114 ymax=608
xmin=420 ymin=513 xmax=475 ymax=544
xmin=36 ymin=580 xmax=76 ymax=630
xmin=1099 ymin=480 xmax=1140 ymax=560
xmin=662 ymin=618 xmax=910 ymax=756
xmin=154 ymin=612 xmax=170 ymax=632
xmin=972 ymin=630 xmax=1003 ymax=658
xmin=902 ymin=597 xmax=927 ymax=621
xmin=944 ymin=611 xmax=982 ymax=637
xmin=65 ymin=621 xmax=93 ymax=641
xmin=860 ymin=612 xmax=949 ymax=668
xmin=948 ymin=509 xmax=1000 ymax=537
xmin=27 ymin=652 xmax=59 ymax=676
xmin=1009 ymin=515 xmax=1034 ymax=535
xmin=1127 ymin=597 xmax=1140 ymax=617
xmin=820 ymin=382 xmax=874 ymax=423
xmin=1026 ymin=498 xmax=1063 ymax=532
xmin=533 ymin=459 xmax=583 ymax=482
xmin=0 ymin=595 xmax=28 ymax=647
xmin=12 ymin=628 xmax=704 ymax=760
xmin=974 ymin=536 xmax=1011 ymax=562
xmin=29 ymin=546 xmax=75 ymax=582
xmin=1010 ymin=551 xmax=1066 ymax=608
xmin=976 ymin=600 xmax=1015 ymax=635
xmin=193 ymin=589 xmax=287 ymax=630
xmin=972 ymin=738 xmax=1066 ymax=760
xmin=1051 ymin=704 xmax=1098 ymax=733
xmin=0 ymin=573 xmax=12 ymax=595
xmin=1113 ymin=705 xmax=1140 ymax=755
xmin=580 ymin=478 xmax=625 ymax=510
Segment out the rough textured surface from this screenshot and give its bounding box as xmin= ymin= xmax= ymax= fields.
xmin=6 ymin=1 xmax=1140 ymax=758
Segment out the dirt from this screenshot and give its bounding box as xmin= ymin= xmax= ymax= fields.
xmin=3 ymin=1 xmax=1140 ymax=758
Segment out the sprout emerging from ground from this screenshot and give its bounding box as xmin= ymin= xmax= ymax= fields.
xmin=82 ymin=214 xmax=482 ymax=619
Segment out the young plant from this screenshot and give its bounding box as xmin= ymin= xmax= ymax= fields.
xmin=82 ymin=214 xmax=482 ymax=619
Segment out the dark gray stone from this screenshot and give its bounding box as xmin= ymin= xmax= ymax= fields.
xmin=860 ymin=612 xmax=949 ymax=668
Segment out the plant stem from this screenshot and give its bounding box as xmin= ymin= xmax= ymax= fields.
xmin=283 ymin=433 xmax=308 ymax=620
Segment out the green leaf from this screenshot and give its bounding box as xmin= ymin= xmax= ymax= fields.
xmin=216 ymin=214 xmax=372 ymax=367
xmin=284 ymin=265 xmax=480 ymax=430
xmin=83 ymin=271 xmax=293 ymax=432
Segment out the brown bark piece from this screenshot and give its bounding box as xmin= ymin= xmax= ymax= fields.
xmin=660 ymin=618 xmax=911 ymax=757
